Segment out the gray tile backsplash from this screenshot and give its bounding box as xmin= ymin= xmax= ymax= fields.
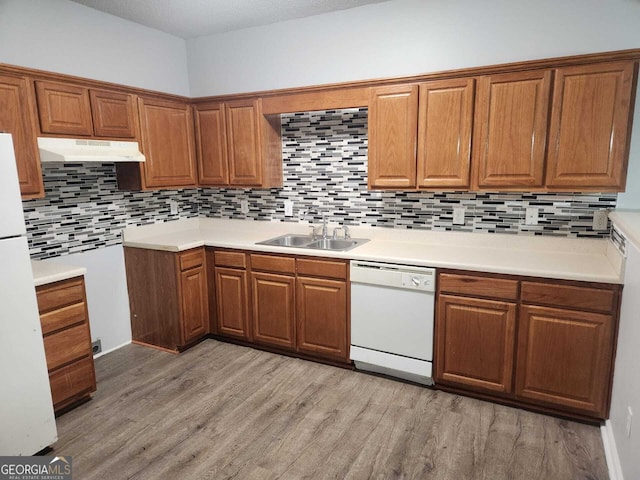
xmin=23 ymin=108 xmax=616 ymax=259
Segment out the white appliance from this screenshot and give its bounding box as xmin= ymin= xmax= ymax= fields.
xmin=350 ymin=260 xmax=436 ymax=385
xmin=0 ymin=133 xmax=57 ymax=455
xmin=38 ymin=137 xmax=145 ymax=163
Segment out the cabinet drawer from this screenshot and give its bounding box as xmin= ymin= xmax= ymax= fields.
xmin=297 ymin=258 xmax=347 ymax=280
xmin=43 ymin=323 xmax=92 ymax=371
xmin=179 ymin=248 xmax=204 ymax=271
xmin=439 ymin=273 xmax=519 ymax=301
xmin=40 ymin=302 xmax=87 ymax=335
xmin=251 ymin=254 xmax=296 ymax=274
xmin=521 ymin=282 xmax=617 ymax=314
xmin=49 ymin=356 xmax=96 ymax=408
xmin=214 ymin=250 xmax=247 ymax=268
xmin=36 ymin=278 xmax=85 ymax=313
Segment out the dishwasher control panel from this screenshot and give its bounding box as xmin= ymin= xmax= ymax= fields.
xmin=401 ymin=272 xmax=434 ymax=291
xmin=350 ymin=260 xmax=435 ymax=292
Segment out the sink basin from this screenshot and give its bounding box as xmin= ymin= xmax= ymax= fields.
xmin=256 ymin=233 xmax=369 ymax=252
xmin=258 ymin=234 xmax=315 ymax=247
xmin=306 ymin=238 xmax=366 ymax=251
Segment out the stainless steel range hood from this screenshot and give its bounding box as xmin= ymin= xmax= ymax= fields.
xmin=38 ymin=137 xmax=145 ymax=163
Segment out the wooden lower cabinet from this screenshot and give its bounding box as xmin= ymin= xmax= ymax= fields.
xmin=215 ymin=267 xmax=250 ymax=339
xmin=435 ymin=270 xmax=621 ymax=420
xmin=516 ymin=305 xmax=614 ymax=417
xmin=296 ymin=276 xmax=348 ymax=361
xmin=436 ymin=295 xmax=516 ymax=395
xmin=36 ymin=277 xmax=96 ymax=414
xmin=124 ymin=247 xmax=208 ymax=351
xmin=252 ymin=272 xmax=295 ymax=349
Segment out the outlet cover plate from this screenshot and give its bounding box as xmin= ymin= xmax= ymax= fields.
xmin=284 ymin=200 xmax=293 ymax=217
xmin=593 ymin=209 xmax=609 ymax=231
xmin=240 ymin=200 xmax=249 ymax=214
xmin=452 ymin=207 xmax=465 ymax=225
xmin=525 ymin=207 xmax=539 ymax=225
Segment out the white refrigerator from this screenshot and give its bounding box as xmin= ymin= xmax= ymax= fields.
xmin=0 ymin=133 xmax=57 ymax=455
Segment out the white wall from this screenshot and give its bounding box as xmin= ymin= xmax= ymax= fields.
xmin=47 ymin=246 xmax=131 ymax=355
xmin=0 ymin=0 xmax=190 ymax=96
xmin=187 ymin=0 xmax=640 ymax=208
xmin=609 ymin=240 xmax=640 ymax=480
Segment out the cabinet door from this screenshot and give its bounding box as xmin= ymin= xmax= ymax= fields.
xmin=296 ymin=276 xmax=348 ymax=361
xmin=435 ymin=294 xmax=516 ymax=395
xmin=180 ymin=265 xmax=208 ymax=345
xmin=368 ymin=84 xmax=418 ymax=189
xmin=89 ymin=89 xmax=136 ymax=138
xmin=138 ymin=97 xmax=197 ymax=188
xmin=472 ymin=70 xmax=551 ymax=189
xmin=252 ymin=272 xmax=295 ymax=349
xmin=417 ymin=78 xmax=474 ymax=189
xmin=195 ymin=103 xmax=229 ymax=185
xmin=516 ymin=305 xmax=614 ymax=417
xmin=0 ymin=74 xmax=43 ymax=198
xmin=226 ymin=99 xmax=261 ymax=186
xmin=35 ymin=80 xmax=93 ymax=136
xmin=546 ymin=61 xmax=636 ymax=190
xmin=215 ymin=267 xmax=249 ymax=339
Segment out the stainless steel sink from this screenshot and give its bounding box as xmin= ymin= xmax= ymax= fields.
xmin=258 ymin=233 xmax=315 ymax=247
xmin=256 ymin=233 xmax=368 ymax=252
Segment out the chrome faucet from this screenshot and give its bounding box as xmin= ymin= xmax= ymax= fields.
xmin=332 ymin=225 xmax=350 ymax=239
xmin=306 ymin=210 xmax=328 ymax=239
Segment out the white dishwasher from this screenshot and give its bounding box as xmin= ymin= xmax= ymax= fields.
xmin=350 ymin=260 xmax=435 ymax=385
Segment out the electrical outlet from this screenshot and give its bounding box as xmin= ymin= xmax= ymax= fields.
xmin=452 ymin=207 xmax=465 ymax=225
xmin=92 ymin=339 xmax=102 ymax=355
xmin=626 ymin=406 xmax=633 ymax=438
xmin=284 ymin=200 xmax=293 ymax=217
xmin=525 ymin=207 xmax=539 ymax=225
xmin=240 ymin=200 xmax=249 ymax=214
xmin=169 ymin=200 xmax=178 ymax=215
xmin=593 ymin=209 xmax=609 ymax=231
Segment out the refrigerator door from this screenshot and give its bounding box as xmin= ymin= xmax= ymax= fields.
xmin=0 ymin=236 xmax=57 ymax=455
xmin=0 ymin=133 xmax=27 ymax=238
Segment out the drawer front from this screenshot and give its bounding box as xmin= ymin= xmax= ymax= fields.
xmin=49 ymin=356 xmax=96 ymax=408
xmin=438 ymin=273 xmax=519 ymax=301
xmin=214 ymin=250 xmax=247 ymax=268
xmin=297 ymin=258 xmax=348 ymax=280
xmin=179 ymin=248 xmax=204 ymax=271
xmin=521 ymin=282 xmax=617 ymax=314
xmin=37 ymin=278 xmax=85 ymax=313
xmin=40 ymin=302 xmax=87 ymax=335
xmin=251 ymin=254 xmax=296 ymax=274
xmin=43 ymin=323 xmax=92 ymax=371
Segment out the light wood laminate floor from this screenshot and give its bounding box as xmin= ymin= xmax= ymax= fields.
xmin=53 ymin=341 xmax=608 ymax=479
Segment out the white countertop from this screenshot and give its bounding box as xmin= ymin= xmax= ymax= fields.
xmin=31 ymin=259 xmax=86 ymax=287
xmin=122 ymin=218 xmax=624 ymax=284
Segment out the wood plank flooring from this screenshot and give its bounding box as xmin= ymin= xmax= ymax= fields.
xmin=53 ymin=341 xmax=609 ymax=479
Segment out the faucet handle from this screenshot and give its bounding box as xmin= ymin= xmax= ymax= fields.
xmin=332 ymin=226 xmax=350 ymax=239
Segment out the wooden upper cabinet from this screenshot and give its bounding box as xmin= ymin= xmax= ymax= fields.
xmin=138 ymin=97 xmax=197 ymax=188
xmin=368 ymin=84 xmax=419 ymax=189
xmin=89 ymin=89 xmax=136 ymax=138
xmin=0 ymin=74 xmax=43 ymax=198
xmin=546 ymin=61 xmax=637 ymax=191
xmin=226 ymin=99 xmax=262 ymax=186
xmin=194 ymin=103 xmax=229 ymax=186
xmin=417 ymin=79 xmax=474 ymax=189
xmin=472 ymin=70 xmax=551 ymax=190
xmin=35 ymin=80 xmax=94 ymax=136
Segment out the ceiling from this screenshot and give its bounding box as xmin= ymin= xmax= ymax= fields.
xmin=69 ymin=0 xmax=389 ymax=39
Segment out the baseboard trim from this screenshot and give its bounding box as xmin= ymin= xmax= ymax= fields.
xmin=601 ymin=420 xmax=624 ymax=480
xmin=93 ymin=341 xmax=131 ymax=359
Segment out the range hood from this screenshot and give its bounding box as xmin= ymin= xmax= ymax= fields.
xmin=38 ymin=137 xmax=145 ymax=163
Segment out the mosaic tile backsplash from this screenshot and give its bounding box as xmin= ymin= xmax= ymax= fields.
xmin=23 ymin=108 xmax=616 ymax=259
